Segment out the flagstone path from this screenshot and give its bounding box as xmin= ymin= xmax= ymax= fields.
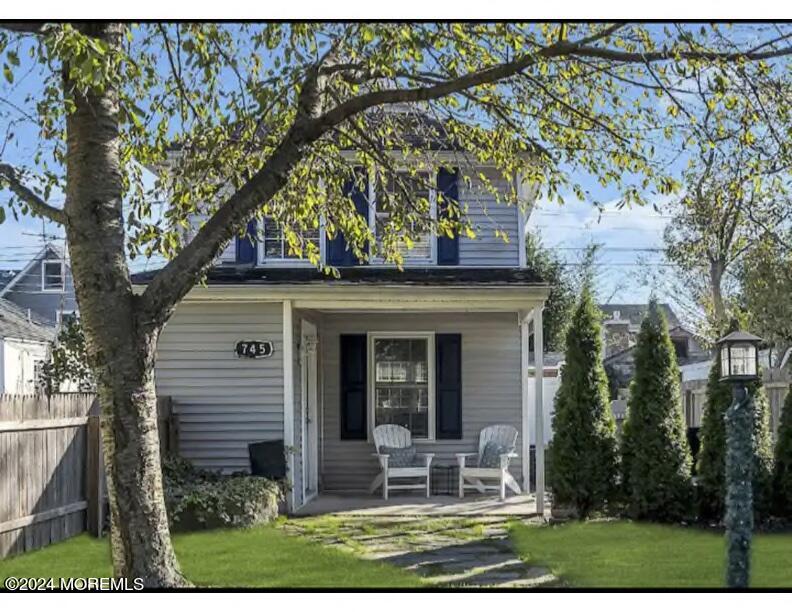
xmin=282 ymin=515 xmax=559 ymax=588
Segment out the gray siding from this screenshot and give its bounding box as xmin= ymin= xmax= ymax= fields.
xmin=458 ymin=169 xmax=521 ymax=267
xmin=154 ymin=301 xmax=284 ymax=472
xmin=319 ymin=312 xmax=522 ymax=492
xmin=3 ymin=247 xmax=78 ymax=325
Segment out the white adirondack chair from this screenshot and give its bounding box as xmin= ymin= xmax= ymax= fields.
xmin=456 ymin=424 xmax=521 ymax=501
xmin=369 ymin=424 xmax=434 ymax=500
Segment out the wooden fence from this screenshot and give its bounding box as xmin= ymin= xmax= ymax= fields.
xmin=0 ymin=393 xmax=177 ymax=559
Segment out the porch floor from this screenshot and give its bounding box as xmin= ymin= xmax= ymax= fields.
xmin=293 ymin=492 xmax=545 ymax=517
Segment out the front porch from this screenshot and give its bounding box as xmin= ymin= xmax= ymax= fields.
xmin=275 ymin=281 xmax=551 ymax=514
xmin=293 ymin=492 xmax=546 ymax=517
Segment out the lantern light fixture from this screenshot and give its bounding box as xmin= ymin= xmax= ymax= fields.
xmin=717 ymin=330 xmax=762 ymax=383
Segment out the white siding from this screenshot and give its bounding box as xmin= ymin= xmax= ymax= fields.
xmin=155 ymin=301 xmax=284 ymax=472
xmin=458 ymin=168 xmax=521 ymax=267
xmin=0 ymin=339 xmax=48 ymax=394
xmin=319 ymin=312 xmax=522 ymax=492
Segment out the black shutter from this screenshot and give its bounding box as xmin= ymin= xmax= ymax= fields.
xmin=327 ymin=167 xmax=369 ymax=266
xmin=235 ymin=218 xmax=257 ymax=264
xmin=436 ymin=333 xmax=462 ymax=439
xmin=436 ymin=167 xmax=459 ymax=265
xmin=340 ymin=334 xmax=367 ymax=439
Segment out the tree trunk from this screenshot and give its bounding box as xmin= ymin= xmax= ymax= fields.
xmin=710 ymin=258 xmax=727 ymax=327
xmin=62 ymin=22 xmax=187 ymax=587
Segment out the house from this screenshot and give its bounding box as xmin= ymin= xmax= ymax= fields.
xmin=132 ymin=157 xmax=551 ymax=513
xmin=0 ymin=297 xmax=55 ymax=394
xmin=601 ymin=303 xmax=707 ymax=395
xmin=0 ymin=243 xmax=78 ymax=326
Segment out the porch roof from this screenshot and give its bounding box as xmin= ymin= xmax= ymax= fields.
xmin=132 ymin=265 xmax=545 ymax=287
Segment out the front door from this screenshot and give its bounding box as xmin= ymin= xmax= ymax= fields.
xmin=301 ymin=320 xmax=319 ymax=501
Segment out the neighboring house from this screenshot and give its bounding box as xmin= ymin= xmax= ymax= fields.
xmin=598 ymin=303 xmax=709 ymax=430
xmin=0 ymin=270 xmax=17 ymax=292
xmin=0 ymin=244 xmax=78 ymax=326
xmin=0 ymin=298 xmax=55 ymax=394
xmin=133 ymin=148 xmax=552 ymax=512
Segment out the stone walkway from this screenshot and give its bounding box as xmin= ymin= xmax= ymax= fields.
xmin=282 ymin=515 xmax=559 ymax=588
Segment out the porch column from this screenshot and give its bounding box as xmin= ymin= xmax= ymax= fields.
xmin=283 ymin=300 xmax=296 ymax=512
xmin=533 ymin=306 xmax=545 ymax=514
xmin=519 ymin=310 xmax=532 ymax=493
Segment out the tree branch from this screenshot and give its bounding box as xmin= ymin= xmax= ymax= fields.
xmin=0 ymin=163 xmax=66 ymax=224
xmin=140 ymin=24 xmax=792 ymax=321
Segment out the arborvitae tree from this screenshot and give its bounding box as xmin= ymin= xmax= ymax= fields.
xmin=773 ymin=386 xmax=792 ymax=519
xmin=547 ymin=286 xmax=619 ymax=518
xmin=697 ymin=329 xmax=774 ymax=521
xmin=621 ymin=300 xmax=694 ymax=521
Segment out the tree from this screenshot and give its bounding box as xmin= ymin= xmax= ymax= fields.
xmin=772 ymin=386 xmax=792 ymax=519
xmin=621 ymin=299 xmax=693 ymax=521
xmin=40 ymin=318 xmax=94 ymax=395
xmin=740 ymin=240 xmax=792 ymax=353
xmin=697 ymin=323 xmax=774 ymax=521
xmin=524 ymin=232 xmax=574 ymax=352
xmin=664 ymin=152 xmax=790 ymax=338
xmin=0 ymin=22 xmax=790 ymax=585
xmin=548 ymin=285 xmax=619 ymax=517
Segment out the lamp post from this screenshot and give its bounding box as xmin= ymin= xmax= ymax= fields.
xmin=717 ymin=330 xmax=761 ymax=589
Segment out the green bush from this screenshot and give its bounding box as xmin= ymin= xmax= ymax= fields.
xmin=162 ymin=455 xmax=281 ymax=531
xmin=696 ymin=338 xmax=774 ymax=522
xmin=773 ymin=386 xmax=792 ymax=519
xmin=547 ymin=286 xmax=619 ymax=518
xmin=620 ymin=300 xmax=693 ymax=521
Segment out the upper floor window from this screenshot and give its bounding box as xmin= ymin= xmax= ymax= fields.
xmin=260 ymin=217 xmax=320 ymax=264
xmin=373 ymin=171 xmax=436 ymax=263
xmin=41 ymin=260 xmax=64 ymax=292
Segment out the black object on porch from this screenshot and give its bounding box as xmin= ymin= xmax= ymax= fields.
xmin=431 ymin=464 xmax=460 ymax=495
xmin=248 ymin=440 xmax=286 ymax=479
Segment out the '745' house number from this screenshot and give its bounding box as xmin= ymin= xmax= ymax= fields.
xmin=235 ymin=340 xmax=275 ymax=359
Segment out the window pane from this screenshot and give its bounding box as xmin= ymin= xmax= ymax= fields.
xmin=262 ymin=217 xmax=319 ymax=260
xmin=378 ymin=172 xmax=432 ymax=261
xmin=43 ymin=262 xmax=63 ymax=290
xmin=373 ymin=337 xmax=430 ymax=438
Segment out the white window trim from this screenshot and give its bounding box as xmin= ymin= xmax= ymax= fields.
xmin=368 ymin=331 xmax=436 ymax=441
xmin=368 ymin=168 xmax=438 ymax=267
xmin=41 ymin=260 xmax=65 ymax=293
xmin=256 ymin=218 xmax=318 ymax=267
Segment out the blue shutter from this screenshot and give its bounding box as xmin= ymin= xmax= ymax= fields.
xmin=235 ymin=218 xmax=258 ymax=264
xmin=340 ymin=334 xmax=367 ymax=439
xmin=436 ymin=333 xmax=462 ymax=439
xmin=327 ymin=167 xmax=369 ymax=266
xmin=436 ymin=167 xmax=459 ymax=265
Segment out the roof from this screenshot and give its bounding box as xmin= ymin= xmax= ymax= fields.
xmin=0 ymin=298 xmax=55 ymax=343
xmin=131 ymin=266 xmax=546 ymax=287
xmin=600 ymin=303 xmax=681 ymax=328
xmin=0 ymin=270 xmax=17 ymax=292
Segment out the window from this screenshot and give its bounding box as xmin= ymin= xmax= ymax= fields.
xmin=370 ymin=333 xmax=435 ymax=439
xmin=260 ymin=217 xmax=319 ymax=263
xmin=672 ymin=338 xmax=689 ymax=360
xmin=41 ymin=260 xmax=64 ymax=292
xmin=373 ymin=171 xmax=435 ymax=263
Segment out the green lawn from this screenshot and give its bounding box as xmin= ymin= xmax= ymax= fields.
xmin=0 ymin=525 xmax=422 ymax=588
xmin=510 ymin=520 xmax=792 ymax=588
